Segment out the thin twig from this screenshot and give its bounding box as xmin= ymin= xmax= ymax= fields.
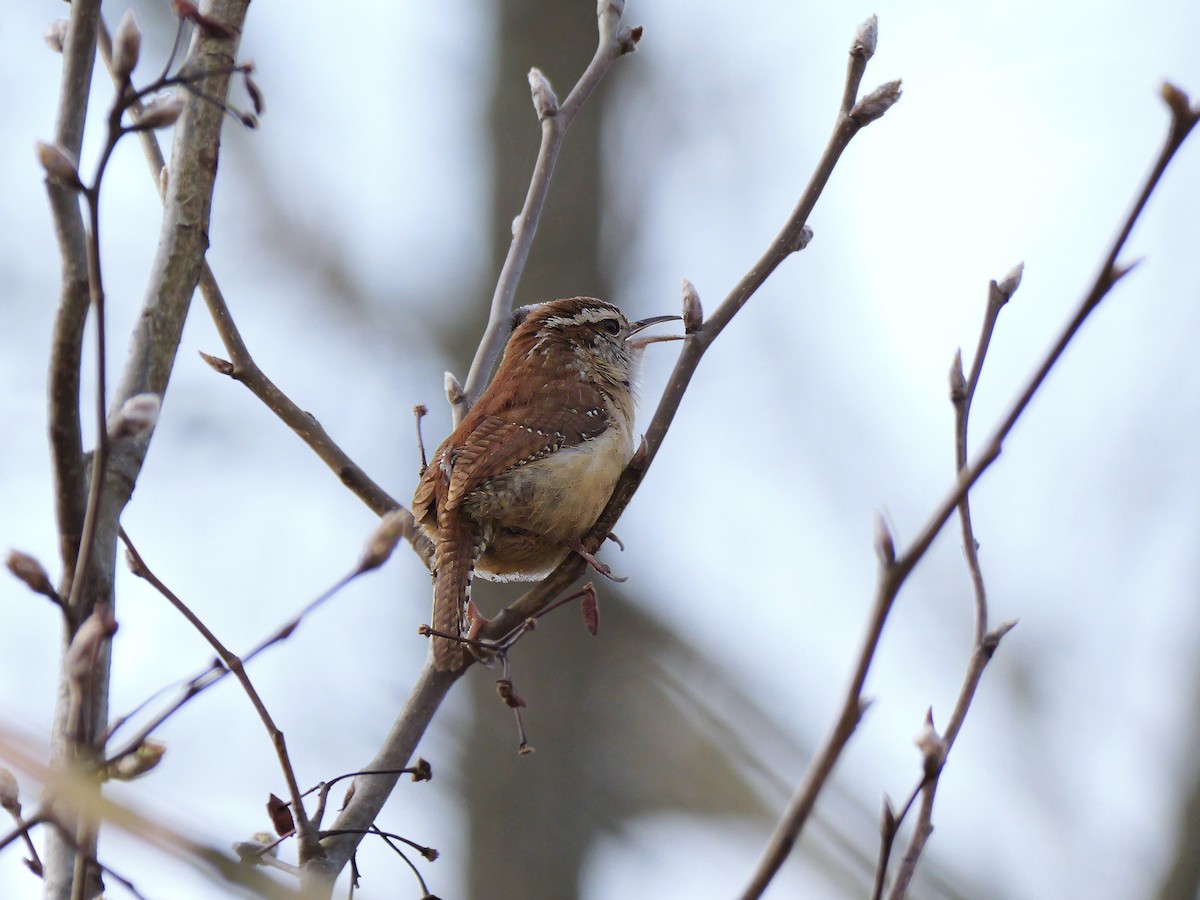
xmin=0 ymin=732 xmax=298 ymax=900
xmin=744 ymin=86 xmax=1200 ymax=900
xmin=871 ymin=267 xmax=1019 ymax=898
xmin=484 ymin=16 xmax=897 ymax=640
xmin=45 ymin=0 xmax=102 ymax=587
xmin=368 ymin=825 xmax=434 ymax=896
xmin=459 ymin=0 xmax=642 ymax=414
xmin=0 ymin=806 xmax=46 ymax=878
xmin=300 ymin=663 xmax=460 ymax=894
xmin=103 ymin=508 xmax=411 ymax=770
xmin=304 ymin=14 xmax=897 ymax=897
xmin=197 ymin=282 xmax=414 ymax=528
xmin=65 ymin=63 xmax=126 ymax=632
xmin=97 ymin=17 xmax=423 ymax=560
xmin=876 ymin=268 xmax=1023 ymax=899
xmin=103 ymin=564 xmax=360 ymax=771
xmin=116 ymin=529 xmax=318 ymax=861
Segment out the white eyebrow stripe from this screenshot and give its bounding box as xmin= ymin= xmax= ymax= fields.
xmin=540 ymin=307 xmax=619 ymax=329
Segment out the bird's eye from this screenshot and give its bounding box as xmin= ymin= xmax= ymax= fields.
xmin=600 ymin=318 xmax=621 ymax=336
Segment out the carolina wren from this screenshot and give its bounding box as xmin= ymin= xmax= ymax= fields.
xmin=413 ymin=297 xmax=680 ymax=670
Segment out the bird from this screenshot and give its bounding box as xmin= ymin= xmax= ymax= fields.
xmin=412 ymin=297 xmax=681 ymax=669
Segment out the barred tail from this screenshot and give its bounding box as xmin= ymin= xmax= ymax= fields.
xmin=431 ymin=518 xmax=481 ymax=671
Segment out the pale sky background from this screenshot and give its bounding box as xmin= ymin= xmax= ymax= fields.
xmin=3 ymin=1 xmax=1200 ymax=898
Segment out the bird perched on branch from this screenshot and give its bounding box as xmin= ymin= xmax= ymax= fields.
xmin=413 ymin=297 xmax=680 ymax=670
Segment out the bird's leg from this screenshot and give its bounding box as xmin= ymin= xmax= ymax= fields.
xmin=568 ymin=538 xmax=627 ymax=583
xmin=463 ymin=600 xmax=497 ymax=666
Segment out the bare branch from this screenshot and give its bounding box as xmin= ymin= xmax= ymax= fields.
xmin=45 ymin=0 xmax=102 ymax=587
xmin=96 ymin=17 xmax=426 ymax=562
xmin=116 ymin=530 xmax=319 ymax=862
xmin=459 ymin=0 xmax=643 ymax=414
xmin=300 ymin=662 xmax=461 ymax=894
xmin=44 ymin=6 xmax=253 ymax=893
xmin=872 ymin=264 xmax=1021 ymax=896
xmin=104 ymin=534 xmax=384 ymax=771
xmin=298 ymin=13 xmax=898 ymax=893
xmin=198 ymin=268 xmax=420 ymax=534
xmin=744 ymin=82 xmax=1199 ymax=900
xmin=485 ymin=12 xmax=898 ymax=640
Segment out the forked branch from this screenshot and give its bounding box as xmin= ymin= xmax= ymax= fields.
xmin=872 ymin=265 xmax=1022 ymax=900
xmin=309 ymin=13 xmax=900 ymax=896
xmin=743 ymin=82 xmax=1199 ymax=900
xmin=460 ymin=0 xmax=644 ymax=415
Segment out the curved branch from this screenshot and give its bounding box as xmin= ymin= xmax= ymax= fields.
xmin=486 ymin=18 xmax=897 ymax=638
xmin=43 ymin=5 xmax=253 ymax=897
xmin=744 ymin=84 xmax=1200 ymax=900
xmin=459 ymin=0 xmax=642 ymax=414
xmin=872 ymin=268 xmax=1020 ymax=899
xmin=299 ymin=662 xmax=461 ymax=895
xmin=96 ymin=17 xmax=428 ymax=564
xmin=116 ymin=530 xmax=318 ymax=861
xmin=45 ymin=0 xmax=101 ymax=588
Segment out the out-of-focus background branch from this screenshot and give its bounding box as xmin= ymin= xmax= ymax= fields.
xmin=3 ymin=1 xmax=1200 ymax=898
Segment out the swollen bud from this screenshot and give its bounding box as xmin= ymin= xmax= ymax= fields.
xmin=358 ymin=510 xmax=409 ymax=573
xmin=597 ymin=0 xmax=624 ymax=43
xmin=109 ymin=393 xmax=161 ymax=441
xmin=850 ymin=79 xmax=903 ymax=125
xmin=35 ymin=142 xmax=82 ymax=188
xmin=444 ymin=371 xmax=465 ymax=407
xmin=528 ymin=68 xmax=559 ymax=120
xmin=106 ymin=740 xmax=166 ymax=781
xmin=0 ymin=767 xmax=19 ymax=815
xmin=137 ymin=94 xmax=186 ymax=130
xmin=65 ymin=604 xmax=118 ymax=685
xmin=915 ymin=708 xmax=945 ymax=779
xmin=949 ymin=349 xmax=966 ymax=405
xmin=111 ymin=10 xmax=142 ymax=81
xmin=44 ymin=20 xmax=68 ymax=54
xmin=233 ymin=834 xmax=277 ymax=863
xmin=681 ymin=278 xmax=703 ymax=333
xmin=6 ymin=550 xmax=57 ymax=601
xmin=852 ymin=15 xmax=878 ymax=60
xmin=995 ymin=262 xmax=1024 ymax=302
xmin=880 ymin=794 xmax=896 ymax=835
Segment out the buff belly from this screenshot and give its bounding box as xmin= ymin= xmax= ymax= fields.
xmin=464 ymin=424 xmax=633 ymax=581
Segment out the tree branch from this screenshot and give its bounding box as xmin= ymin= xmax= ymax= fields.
xmin=44 ymin=0 xmax=100 ymax=594
xmin=116 ymin=530 xmax=317 ymax=862
xmin=459 ymin=0 xmax=643 ymax=414
xmin=742 ymin=82 xmax=1200 ymax=900
xmin=298 ymin=13 xmax=898 ymax=897
xmin=43 ymin=4 xmax=252 ymax=896
xmin=95 ymin=16 xmax=428 ymax=563
xmin=874 ymin=266 xmax=1022 ymax=900
xmin=485 ymin=15 xmax=898 ymax=639
xmin=299 ymin=662 xmax=461 ymax=895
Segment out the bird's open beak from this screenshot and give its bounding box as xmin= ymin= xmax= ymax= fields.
xmin=628 ymin=314 xmax=684 ymax=349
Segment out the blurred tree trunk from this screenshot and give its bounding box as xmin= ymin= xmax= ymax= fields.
xmin=465 ymin=4 xmax=610 ymax=896
xmin=487 ymin=2 xmax=609 ymax=310
xmin=1156 ymin=672 xmax=1200 ymax=900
